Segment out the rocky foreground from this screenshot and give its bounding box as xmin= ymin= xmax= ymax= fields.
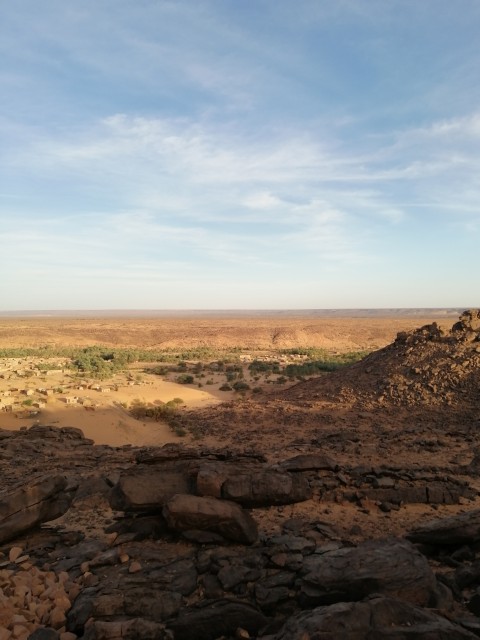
xmin=2 ymin=311 xmax=480 ymax=639
xmin=1 ymin=424 xmax=480 ymax=640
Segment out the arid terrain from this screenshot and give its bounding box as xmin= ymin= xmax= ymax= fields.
xmin=0 ymin=313 xmax=451 ymax=446
xmin=2 ymin=310 xmax=480 ymax=639
xmin=0 ymin=312 xmax=458 ymax=351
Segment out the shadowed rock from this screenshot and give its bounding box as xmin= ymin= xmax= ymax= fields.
xmin=163 ymin=494 xmax=258 ymax=544
xmin=84 ymin=618 xmax=173 ymax=640
xmin=300 ymin=538 xmax=440 ymax=607
xmin=0 ymin=475 xmax=75 ymax=544
xmin=407 ymin=509 xmax=480 ymax=545
xmin=167 ymin=599 xmax=268 ymax=640
xmin=272 ymin=595 xmax=477 ymax=640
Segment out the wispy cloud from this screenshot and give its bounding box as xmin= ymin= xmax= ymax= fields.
xmin=1 ymin=1 xmax=480 ymax=308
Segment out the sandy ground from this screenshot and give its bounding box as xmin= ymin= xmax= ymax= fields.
xmin=0 ymin=372 xmax=225 ymax=446
xmin=0 ymin=313 xmax=457 ymax=447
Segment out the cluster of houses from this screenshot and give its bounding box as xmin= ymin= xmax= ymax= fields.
xmin=238 ymin=353 xmax=310 ymax=364
xmin=0 ymin=357 xmax=123 ymax=415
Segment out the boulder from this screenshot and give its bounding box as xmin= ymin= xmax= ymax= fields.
xmin=300 ymin=538 xmax=439 ymax=607
xmin=196 ymin=462 xmax=246 ymax=499
xmin=222 ymin=470 xmax=311 ymax=507
xmin=163 ymin=494 xmax=258 ymax=544
xmin=407 ymin=509 xmax=480 ymax=546
xmin=0 ymin=475 xmax=75 ymax=544
xmin=110 ymin=467 xmax=194 ymax=511
xmin=272 ymin=595 xmax=477 ymax=640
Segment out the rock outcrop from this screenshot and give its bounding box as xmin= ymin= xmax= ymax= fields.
xmin=272 ymin=595 xmax=478 ymax=640
xmin=408 ymin=508 xmax=480 ymax=546
xmin=0 ymin=475 xmax=75 ymax=544
xmin=280 ymin=309 xmax=480 ymax=409
xmin=299 ymin=538 xmax=441 ymax=607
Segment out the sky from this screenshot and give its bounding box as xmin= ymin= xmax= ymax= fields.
xmin=1 ymin=1 xmax=480 ymax=310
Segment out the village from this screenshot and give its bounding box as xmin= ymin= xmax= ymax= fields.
xmin=0 ymin=357 xmax=136 ymax=417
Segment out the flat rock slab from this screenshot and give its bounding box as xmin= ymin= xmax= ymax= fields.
xmin=278 ymin=453 xmax=337 ymax=472
xmin=273 ymin=595 xmax=477 ymax=640
xmin=0 ymin=475 xmax=74 ymax=544
xmin=163 ymin=494 xmax=258 ymax=544
xmin=407 ymin=508 xmax=480 ymax=545
xmin=300 ymin=538 xmax=439 ymax=607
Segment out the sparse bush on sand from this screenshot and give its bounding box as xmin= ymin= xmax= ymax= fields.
xmin=128 ymin=398 xmax=186 ymax=436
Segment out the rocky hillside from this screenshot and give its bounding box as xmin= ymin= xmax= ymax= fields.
xmin=281 ymin=309 xmax=480 ymax=409
xmin=2 ymin=427 xmax=480 ymax=639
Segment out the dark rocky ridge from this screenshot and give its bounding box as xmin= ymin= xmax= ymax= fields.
xmin=281 ymin=308 xmax=480 ymax=409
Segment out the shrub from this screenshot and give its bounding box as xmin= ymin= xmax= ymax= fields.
xmin=232 ymin=381 xmax=250 ymax=392
xmin=151 ymin=366 xmax=169 ymax=375
xmin=176 ymin=374 xmax=194 ymax=384
xmin=219 ymin=384 xmax=232 ymax=391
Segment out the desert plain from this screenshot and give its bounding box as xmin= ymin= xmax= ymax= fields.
xmin=2 ymin=309 xmax=480 ymax=639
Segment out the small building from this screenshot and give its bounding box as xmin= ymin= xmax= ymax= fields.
xmin=63 ymin=396 xmax=79 ymax=405
xmin=33 ymin=401 xmax=46 ymax=409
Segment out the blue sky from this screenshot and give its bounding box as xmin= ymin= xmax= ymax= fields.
xmin=1 ymin=1 xmax=479 ymax=309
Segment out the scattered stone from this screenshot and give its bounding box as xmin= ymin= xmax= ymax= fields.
xmin=9 ymin=547 xmax=23 ymax=562
xmin=128 ymin=561 xmax=142 ymax=573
